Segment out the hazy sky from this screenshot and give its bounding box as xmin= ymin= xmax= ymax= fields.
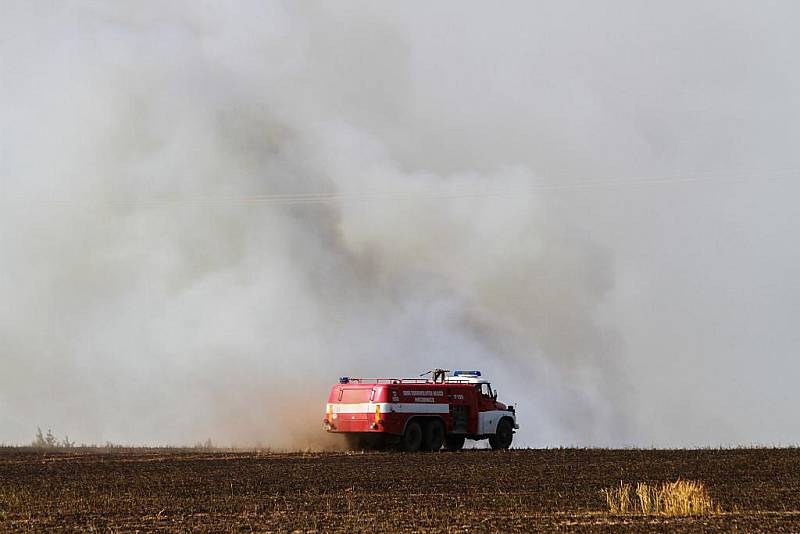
xmin=1 ymin=1 xmax=799 ymax=447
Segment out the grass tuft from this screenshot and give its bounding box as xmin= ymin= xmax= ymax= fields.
xmin=602 ymin=482 xmax=632 ymax=514
xmin=604 ymin=479 xmax=718 ymax=516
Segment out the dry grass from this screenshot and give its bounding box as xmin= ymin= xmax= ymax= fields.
xmin=604 ymin=479 xmax=717 ymax=516
xmin=603 ymin=482 xmax=633 ymax=514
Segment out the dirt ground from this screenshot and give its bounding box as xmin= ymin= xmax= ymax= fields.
xmin=1 ymin=447 xmax=799 ymax=532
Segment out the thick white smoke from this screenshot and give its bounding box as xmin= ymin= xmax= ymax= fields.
xmin=1 ymin=1 xmax=799 ymax=447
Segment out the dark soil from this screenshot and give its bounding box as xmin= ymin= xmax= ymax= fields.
xmin=1 ymin=448 xmax=799 ymax=532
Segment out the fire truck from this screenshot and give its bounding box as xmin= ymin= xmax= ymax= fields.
xmin=323 ymin=369 xmax=518 ymax=451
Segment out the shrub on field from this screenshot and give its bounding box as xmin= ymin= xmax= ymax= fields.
xmin=604 ymin=479 xmax=717 ymax=516
xmin=32 ymin=427 xmax=46 ymax=448
xmin=32 ymin=427 xmax=58 ymax=448
xmin=31 ymin=427 xmax=75 ymax=449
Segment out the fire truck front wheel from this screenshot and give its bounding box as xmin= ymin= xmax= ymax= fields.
xmin=489 ymin=418 xmax=514 ymax=450
xmin=422 ymin=419 xmax=445 ymax=452
xmin=401 ymin=420 xmax=423 ymax=452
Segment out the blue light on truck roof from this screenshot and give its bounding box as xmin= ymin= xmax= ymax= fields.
xmin=453 ymin=370 xmax=481 ymax=376
xmin=339 ymin=376 xmax=350 ymax=384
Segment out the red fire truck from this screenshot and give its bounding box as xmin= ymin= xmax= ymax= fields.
xmin=323 ymin=370 xmax=518 ymax=451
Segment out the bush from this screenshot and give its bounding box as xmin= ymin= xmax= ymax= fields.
xmin=31 ymin=428 xmax=74 ymax=449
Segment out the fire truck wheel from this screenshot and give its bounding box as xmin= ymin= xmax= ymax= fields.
xmin=444 ymin=434 xmax=466 ymax=451
xmin=401 ymin=420 xmax=423 ymax=452
xmin=489 ymin=418 xmax=514 ymax=450
xmin=422 ymin=419 xmax=445 ymax=452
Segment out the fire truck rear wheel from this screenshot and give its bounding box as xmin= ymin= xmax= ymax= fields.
xmin=444 ymin=434 xmax=466 ymax=451
xmin=489 ymin=418 xmax=514 ymax=450
xmin=422 ymin=419 xmax=445 ymax=451
xmin=401 ymin=421 xmax=423 ymax=452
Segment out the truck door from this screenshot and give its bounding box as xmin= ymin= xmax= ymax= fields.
xmin=476 ymin=383 xmax=499 ymax=434
xmin=477 ymin=383 xmax=496 ymax=412
xmin=448 ymin=389 xmax=469 ymax=433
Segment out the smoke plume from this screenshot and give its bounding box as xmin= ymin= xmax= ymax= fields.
xmin=2 ymin=1 xmax=799 ymax=447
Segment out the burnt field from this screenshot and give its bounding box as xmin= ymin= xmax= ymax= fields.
xmin=1 ymin=448 xmax=799 ymax=532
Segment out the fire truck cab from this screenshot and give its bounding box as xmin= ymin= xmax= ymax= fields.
xmin=323 ymin=370 xmax=518 ymax=451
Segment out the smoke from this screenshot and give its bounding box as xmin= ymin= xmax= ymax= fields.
xmin=2 ymin=1 xmax=799 ymax=447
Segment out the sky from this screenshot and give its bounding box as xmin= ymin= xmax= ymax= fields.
xmin=1 ymin=1 xmax=799 ymax=447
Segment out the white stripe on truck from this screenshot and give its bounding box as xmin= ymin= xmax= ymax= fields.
xmin=327 ymin=402 xmax=450 ymax=414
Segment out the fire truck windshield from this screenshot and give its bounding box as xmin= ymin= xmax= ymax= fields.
xmin=478 ymin=383 xmax=495 ymax=399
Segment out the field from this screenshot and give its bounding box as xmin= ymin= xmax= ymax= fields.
xmin=1 ymin=448 xmax=799 ymax=532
